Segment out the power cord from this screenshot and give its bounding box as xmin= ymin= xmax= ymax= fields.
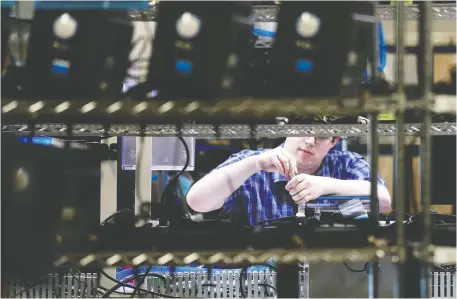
xmin=239 ymin=266 xmax=248 ymax=298
xmin=239 ymin=264 xmax=277 ymax=298
xmin=131 ymin=265 xmax=151 ymax=298
xmin=255 ymin=216 xmax=297 ymax=228
xmin=342 ymin=260 xmax=367 ymax=273
xmin=159 ymin=135 xmax=191 ymax=225
xmin=68 ymin=268 xmax=89 ymax=297
xmin=343 ymin=260 xmax=380 ymax=274
xmin=259 ymin=283 xmax=277 ymax=297
xmin=99 ymin=269 xmax=176 ymax=298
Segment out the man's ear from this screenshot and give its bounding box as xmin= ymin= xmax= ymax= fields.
xmin=331 ymin=137 xmax=341 ymax=147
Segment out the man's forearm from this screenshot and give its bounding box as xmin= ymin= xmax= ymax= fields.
xmin=186 ymin=156 xmax=260 ymax=213
xmin=323 ymin=178 xmax=392 ymax=212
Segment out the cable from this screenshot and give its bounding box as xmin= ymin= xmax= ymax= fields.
xmin=12 ymin=285 xmax=38 ymax=298
xmin=255 ymin=216 xmax=297 ymax=227
xmin=131 ymin=265 xmax=151 ymax=298
xmin=259 ymin=283 xmax=277 ymax=297
xmin=11 ymin=276 xmax=61 ymax=298
xmin=239 ymin=266 xmax=249 ymax=298
xmin=100 ymin=269 xmax=177 ymax=298
xmin=343 ymin=260 xmax=380 ymax=274
xmin=342 ymin=260 xmax=367 ymax=273
xmin=239 ymin=264 xmax=277 ymax=298
xmin=68 ymin=268 xmax=88 ymax=297
xmin=408 ymin=212 xmax=456 ymax=225
xmin=159 ymin=135 xmax=191 ymax=224
xmin=261 ymin=264 xmax=277 ymax=297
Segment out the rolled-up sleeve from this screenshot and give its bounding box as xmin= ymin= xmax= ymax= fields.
xmin=213 ymin=150 xmax=258 ymax=215
xmin=346 ymin=157 xmax=387 ymax=187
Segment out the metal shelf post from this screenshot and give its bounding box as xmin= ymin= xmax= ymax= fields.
xmin=393 ymin=1 xmax=407 ymax=298
xmin=368 ymin=113 xmax=379 ymax=299
xmin=419 ymin=1 xmax=434 ymax=297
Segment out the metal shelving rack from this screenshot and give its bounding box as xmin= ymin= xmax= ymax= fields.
xmin=127 ymin=3 xmax=457 ymax=22
xmin=1 ymin=122 xmax=456 ymax=137
xmin=2 ymin=2 xmax=456 ymax=298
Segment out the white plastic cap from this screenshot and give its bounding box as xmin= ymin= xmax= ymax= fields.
xmin=295 ymin=12 xmax=320 ymax=38
xmin=53 ymin=13 xmax=78 ymax=40
xmin=176 ymin=12 xmax=201 ymax=39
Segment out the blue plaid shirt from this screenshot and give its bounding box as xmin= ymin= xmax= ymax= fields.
xmin=217 ymin=148 xmax=386 ymax=226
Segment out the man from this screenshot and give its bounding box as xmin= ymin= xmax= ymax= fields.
xmin=186 ymin=136 xmax=392 ymax=226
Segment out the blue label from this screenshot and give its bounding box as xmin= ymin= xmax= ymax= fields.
xmin=295 ymin=60 xmax=313 ymax=73
xmin=52 ymin=62 xmax=70 ymax=75
xmin=175 ymin=60 xmax=193 ymax=74
xmin=19 ymin=136 xmax=53 ymax=146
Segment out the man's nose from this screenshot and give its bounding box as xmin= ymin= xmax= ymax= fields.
xmin=305 ymin=137 xmax=316 ymax=146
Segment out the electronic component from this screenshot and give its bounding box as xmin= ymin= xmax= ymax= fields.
xmin=115 ymin=265 xmax=309 ymax=298
xmin=121 ymin=136 xmax=195 ymax=171
xmin=304 ymin=195 xmax=370 ymax=209
xmin=2 ymin=136 xmax=105 ymax=280
xmin=148 ymin=2 xmax=253 ymax=99
xmin=269 ymin=1 xmax=376 ymax=97
xmin=6 ymin=272 xmax=99 ymax=298
xmin=22 ymin=9 xmax=133 ymax=100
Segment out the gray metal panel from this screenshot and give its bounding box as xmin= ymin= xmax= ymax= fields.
xmin=133 ymin=267 xmax=310 ymax=298
xmin=431 ymin=271 xmax=456 ymax=298
xmin=8 ymin=273 xmax=99 ymax=298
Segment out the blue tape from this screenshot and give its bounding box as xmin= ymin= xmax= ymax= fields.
xmin=377 ymin=21 xmax=387 ymax=72
xmin=252 ymin=28 xmax=276 ymax=38
xmin=19 ymin=136 xmax=53 ymax=146
xmin=366 ymin=21 xmax=387 ymax=80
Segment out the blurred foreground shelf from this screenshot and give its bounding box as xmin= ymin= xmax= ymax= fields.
xmin=54 ymin=248 xmax=381 ymax=268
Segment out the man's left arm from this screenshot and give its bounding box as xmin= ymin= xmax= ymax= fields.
xmin=322 ymin=158 xmax=392 ymax=212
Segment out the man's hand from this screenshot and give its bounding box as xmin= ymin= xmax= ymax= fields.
xmin=285 ymin=174 xmax=328 ymax=204
xmin=254 ymin=147 xmax=298 ymax=179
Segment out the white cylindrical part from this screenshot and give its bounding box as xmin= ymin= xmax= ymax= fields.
xmin=135 ymin=137 xmax=153 ymax=227
xmin=295 ymin=12 xmax=320 ymax=38
xmin=176 ymin=12 xmax=201 ymax=39
xmin=53 ymin=13 xmax=78 ymax=40
xmin=341 ymin=137 xmax=348 ymax=152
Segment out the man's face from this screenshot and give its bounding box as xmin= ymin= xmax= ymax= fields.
xmin=284 ymin=137 xmax=339 ymax=173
